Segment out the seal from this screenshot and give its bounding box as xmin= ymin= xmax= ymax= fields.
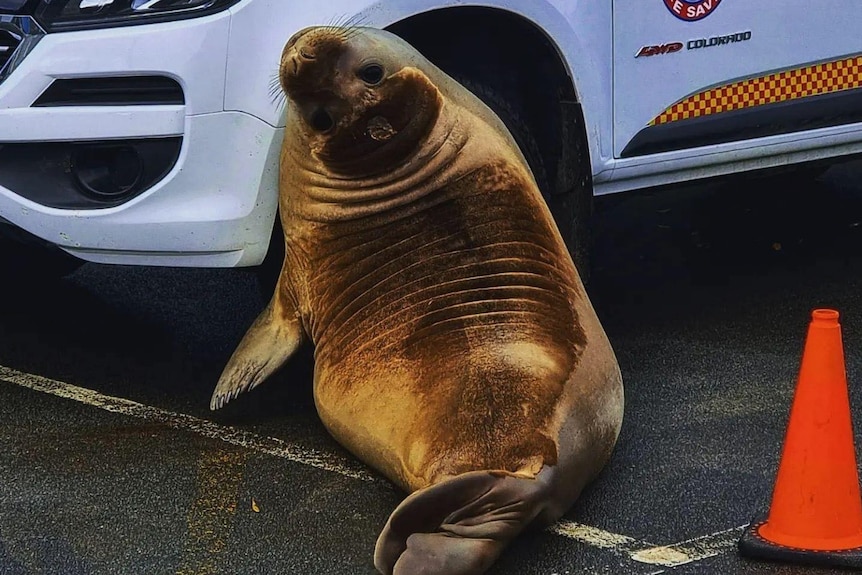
xmin=210 ymin=25 xmax=624 ymax=575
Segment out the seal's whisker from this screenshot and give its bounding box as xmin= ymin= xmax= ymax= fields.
xmin=327 ymin=13 xmax=350 ymax=29
xmin=270 ymin=93 xmax=287 ymax=113
xmin=340 ymin=27 xmax=360 ymax=41
xmin=267 ymin=69 xmax=287 ymax=110
xmin=325 ymin=18 xmax=347 ymax=36
xmin=268 ymin=86 xmax=284 ymax=102
xmin=320 ymin=13 xmax=367 ymax=42
xmin=341 ymin=16 xmax=368 ymax=40
xmin=269 ymin=69 xmax=284 ymax=92
xmin=343 ymin=12 xmax=368 ymax=29
xmin=337 ymin=26 xmax=361 ymax=42
xmin=267 ymin=89 xmax=287 ymax=114
xmin=336 ymin=14 xmax=355 ymax=31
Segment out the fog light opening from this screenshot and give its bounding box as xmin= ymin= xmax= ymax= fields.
xmin=72 ymin=145 xmax=144 ymax=200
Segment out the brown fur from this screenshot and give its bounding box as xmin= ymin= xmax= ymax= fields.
xmin=211 ymin=26 xmax=623 ymax=575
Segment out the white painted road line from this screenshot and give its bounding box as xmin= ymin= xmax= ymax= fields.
xmin=0 ymin=364 xmax=745 ymax=569
xmin=552 ymin=522 xmax=746 ymax=571
xmin=630 ymin=525 xmax=748 ymax=568
xmin=550 ymin=520 xmax=642 ymax=551
xmin=0 ymin=365 xmax=378 ymax=483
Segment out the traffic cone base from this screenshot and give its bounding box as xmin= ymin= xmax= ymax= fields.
xmin=759 ymin=521 xmax=862 ymax=551
xmin=740 ymin=520 xmax=862 ymax=569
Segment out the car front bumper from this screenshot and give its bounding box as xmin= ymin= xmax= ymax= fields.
xmin=0 ymin=8 xmax=282 ymax=267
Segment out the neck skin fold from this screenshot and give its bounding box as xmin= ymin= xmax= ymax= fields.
xmin=282 ymin=100 xmax=473 ymax=223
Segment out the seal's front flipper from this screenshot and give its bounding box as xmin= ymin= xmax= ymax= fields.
xmin=210 ymin=296 xmax=304 ymax=410
xmin=374 ymin=468 xmax=559 ymax=575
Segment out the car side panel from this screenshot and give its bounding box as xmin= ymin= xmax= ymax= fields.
xmin=613 ymin=0 xmax=862 ymax=157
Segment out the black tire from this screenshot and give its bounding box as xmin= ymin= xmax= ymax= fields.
xmin=454 ymin=77 xmax=551 ymax=196
xmin=453 ymin=77 xmax=592 ymax=282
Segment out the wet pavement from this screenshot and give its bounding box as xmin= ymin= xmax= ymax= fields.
xmin=4 ymin=160 xmax=862 ymax=574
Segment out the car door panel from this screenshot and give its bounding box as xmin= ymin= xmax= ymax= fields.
xmin=613 ymin=1 xmax=862 ymax=158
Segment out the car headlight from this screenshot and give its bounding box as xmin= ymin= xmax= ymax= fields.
xmin=32 ymin=0 xmax=242 ymax=31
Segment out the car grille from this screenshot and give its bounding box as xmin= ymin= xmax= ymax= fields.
xmin=33 ymin=76 xmax=186 ymax=107
xmin=0 ymin=23 xmax=22 ymax=72
xmin=0 ymin=15 xmax=44 ymax=85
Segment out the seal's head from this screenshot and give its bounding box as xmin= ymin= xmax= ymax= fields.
xmin=279 ymin=26 xmax=443 ymax=173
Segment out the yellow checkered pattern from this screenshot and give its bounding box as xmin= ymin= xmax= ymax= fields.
xmin=651 ymin=55 xmax=862 ymax=126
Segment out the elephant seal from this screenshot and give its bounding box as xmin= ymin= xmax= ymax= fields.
xmin=211 ymin=25 xmax=623 ymax=575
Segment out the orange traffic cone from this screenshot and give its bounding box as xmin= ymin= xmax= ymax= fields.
xmin=739 ymin=309 xmax=862 ymax=567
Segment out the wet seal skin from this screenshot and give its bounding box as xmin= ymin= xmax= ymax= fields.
xmin=210 ymin=25 xmax=624 ymax=575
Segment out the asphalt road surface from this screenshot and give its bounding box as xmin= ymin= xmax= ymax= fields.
xmin=4 ymin=160 xmax=862 ymax=574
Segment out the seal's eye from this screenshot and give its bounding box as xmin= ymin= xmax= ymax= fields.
xmin=310 ymin=108 xmax=335 ymax=132
xmin=358 ymin=64 xmax=385 ymax=85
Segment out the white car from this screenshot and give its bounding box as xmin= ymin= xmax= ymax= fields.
xmin=2 ymin=0 xmax=861 ymax=279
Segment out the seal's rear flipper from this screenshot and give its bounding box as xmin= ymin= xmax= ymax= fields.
xmin=210 ymin=296 xmax=304 ymax=410
xmin=374 ymin=469 xmax=558 ymax=575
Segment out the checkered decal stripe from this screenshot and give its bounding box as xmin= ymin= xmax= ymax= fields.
xmin=651 ymin=55 xmax=862 ymax=126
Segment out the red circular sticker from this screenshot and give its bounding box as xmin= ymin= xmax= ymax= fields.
xmin=663 ymin=0 xmax=722 ymax=22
